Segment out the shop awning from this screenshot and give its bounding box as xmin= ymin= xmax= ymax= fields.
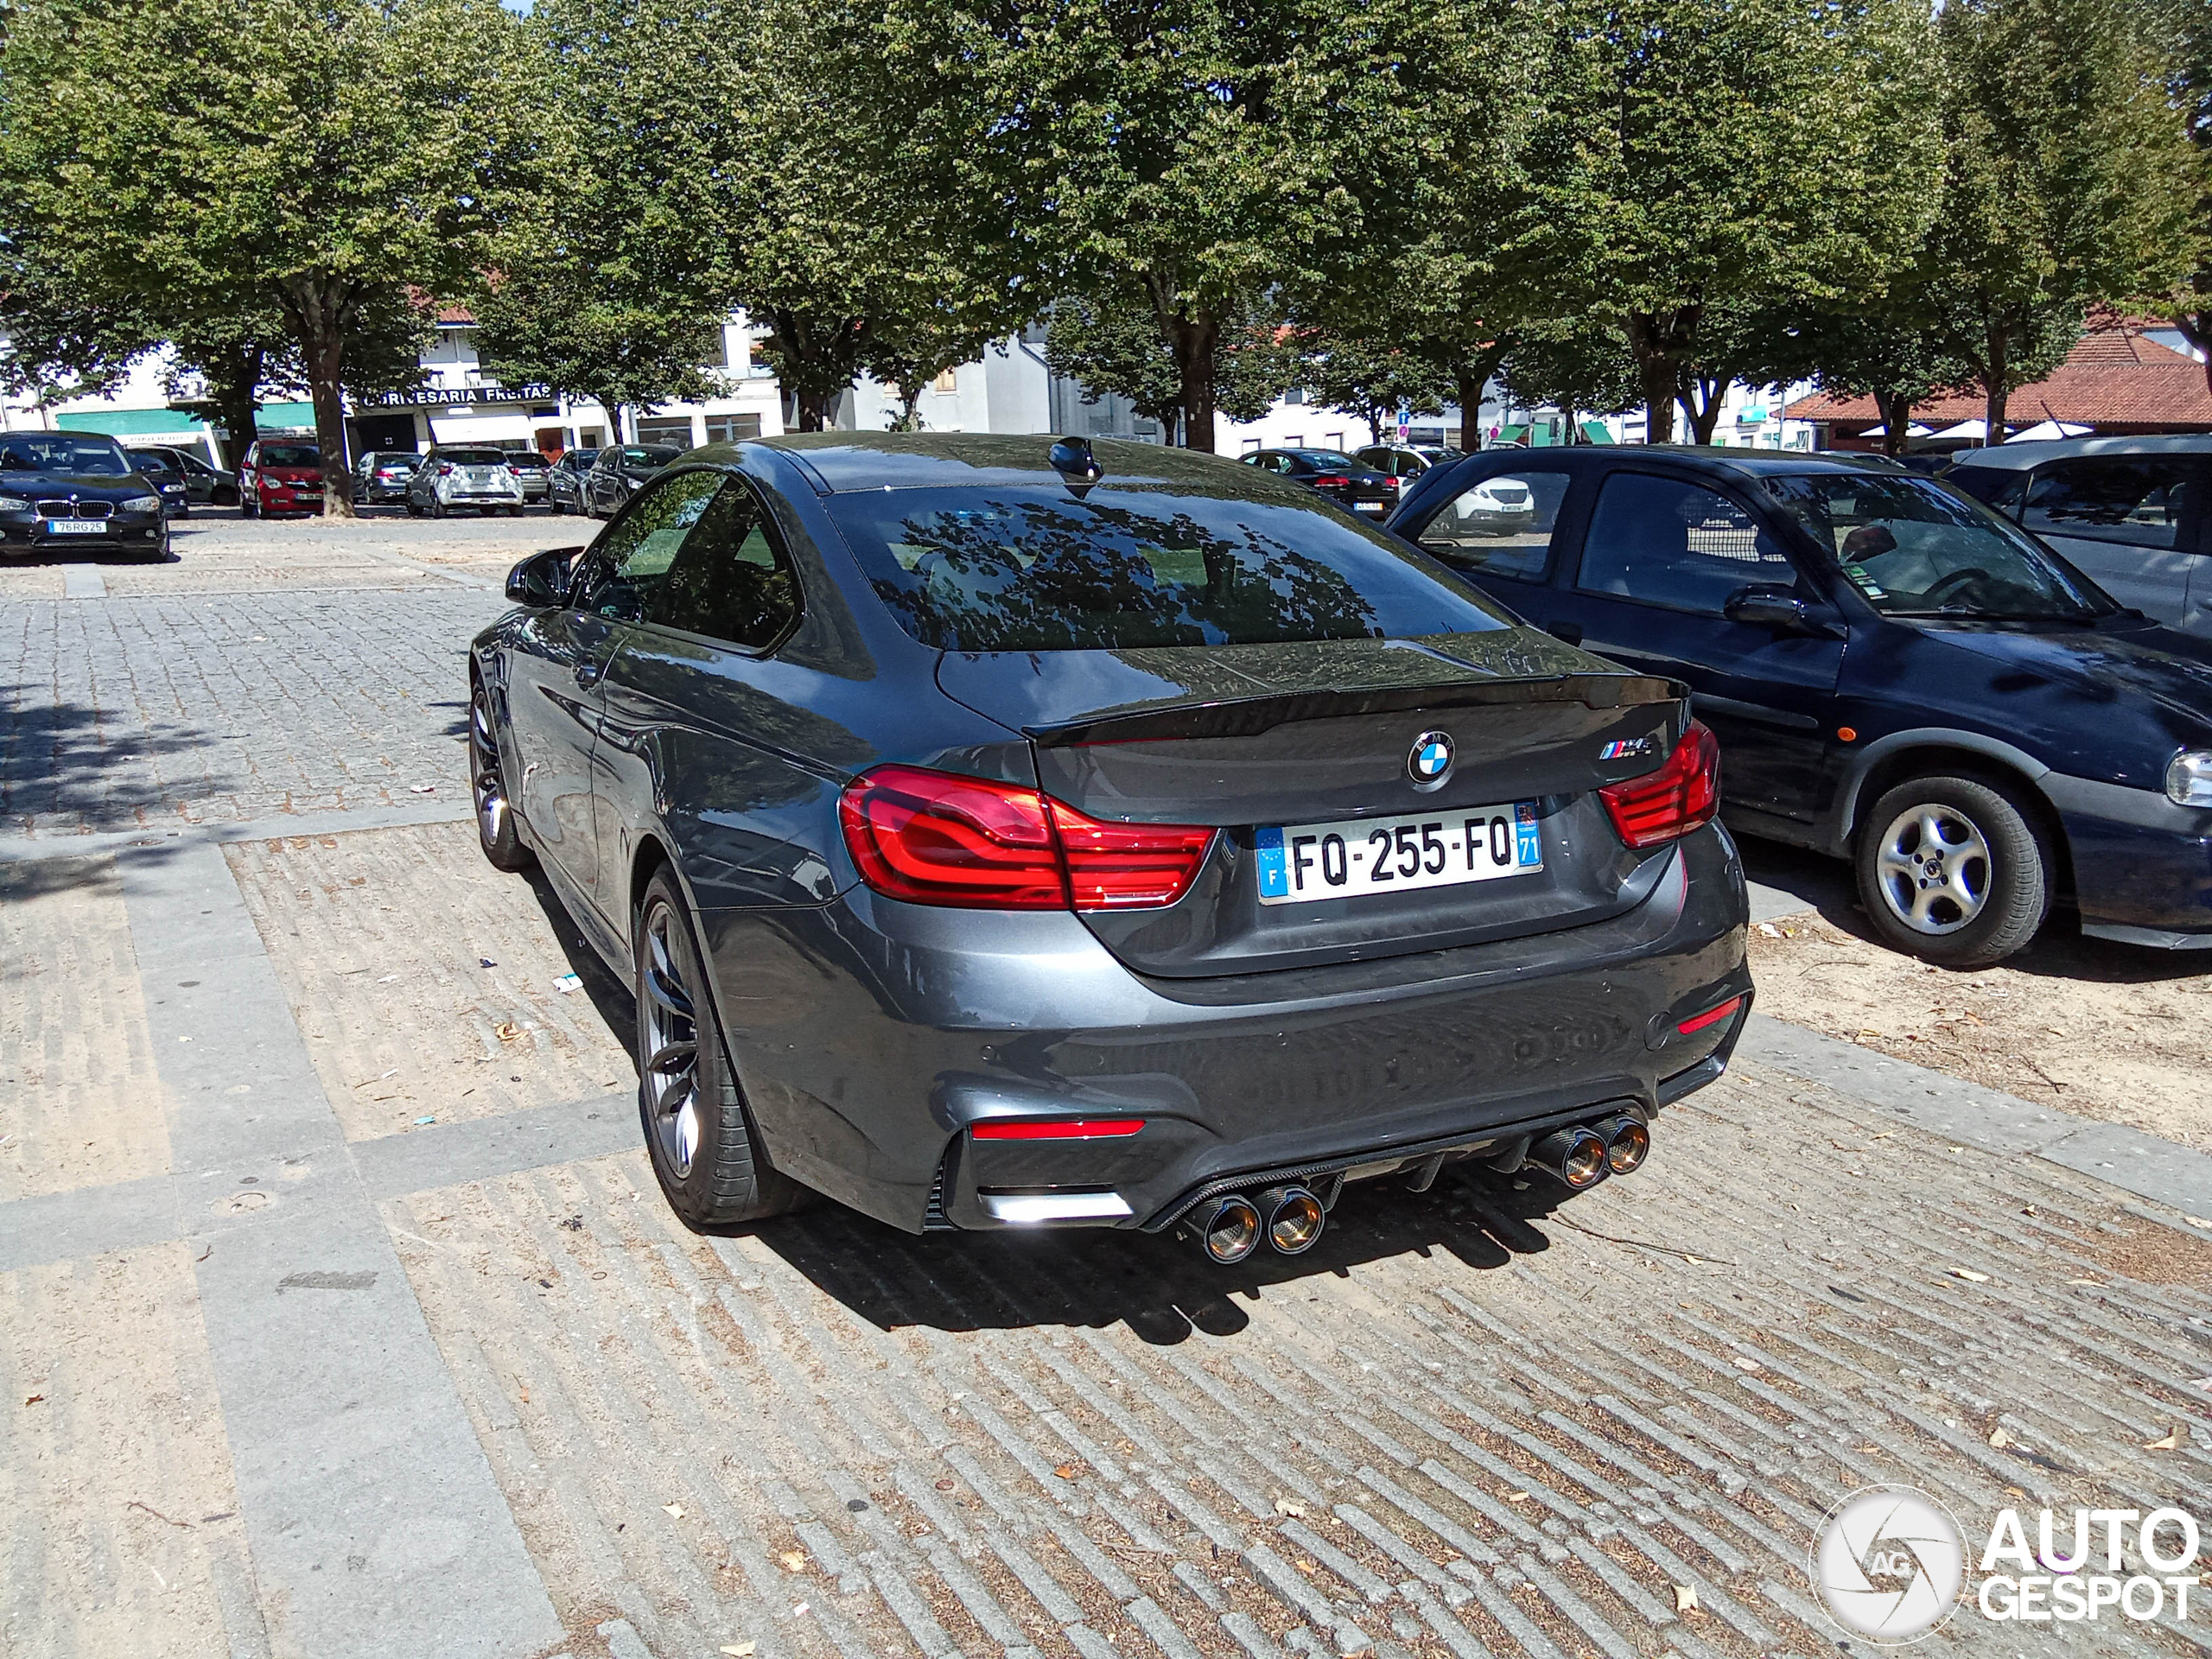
xmin=54 ymin=408 xmax=205 ymax=435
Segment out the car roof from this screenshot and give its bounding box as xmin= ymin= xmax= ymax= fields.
xmin=1942 ymin=434 xmax=2212 ymax=471
xmin=745 ymin=433 xmax=1278 ymax=495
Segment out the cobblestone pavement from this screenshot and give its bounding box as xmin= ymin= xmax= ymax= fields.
xmin=5 ymin=534 xmax=2212 ymax=1658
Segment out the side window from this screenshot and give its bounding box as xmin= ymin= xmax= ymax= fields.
xmin=645 ymin=479 xmax=802 ymax=649
xmin=576 ymin=470 xmax=725 ymax=620
xmin=2020 ymin=458 xmax=2195 ymax=550
xmin=1577 ymin=472 xmax=1796 ymax=613
xmin=1414 ymin=467 xmax=1573 ymax=582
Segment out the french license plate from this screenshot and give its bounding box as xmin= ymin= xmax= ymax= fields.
xmin=1255 ymin=802 xmax=1543 ymax=905
xmin=46 ymin=519 xmax=104 ymax=535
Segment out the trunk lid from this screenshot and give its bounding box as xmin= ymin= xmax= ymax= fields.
xmin=937 ymin=630 xmax=1689 ymax=977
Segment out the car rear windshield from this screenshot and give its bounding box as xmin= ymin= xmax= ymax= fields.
xmin=259 ymin=444 xmax=320 ymax=466
xmin=1292 ymin=451 xmax=1359 ymax=470
xmin=1 ymin=435 xmax=133 ymax=474
xmin=437 ymin=448 xmax=512 ymax=467
xmin=617 ymin=446 xmax=682 ymax=467
xmin=825 ymin=486 xmax=1513 ymax=652
xmin=1766 ymin=473 xmax=2112 ymax=620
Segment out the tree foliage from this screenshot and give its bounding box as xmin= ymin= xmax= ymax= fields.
xmin=1045 ymin=284 xmax=1298 ymax=440
xmin=1919 ymin=0 xmax=2199 ymax=438
xmin=1516 ymin=0 xmax=1944 ymax=441
xmin=0 ymin=0 xmax=525 ymax=511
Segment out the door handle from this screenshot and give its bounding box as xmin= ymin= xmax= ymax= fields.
xmin=1547 ymin=620 xmax=1583 ymax=646
xmin=574 ymin=658 xmax=606 ymax=689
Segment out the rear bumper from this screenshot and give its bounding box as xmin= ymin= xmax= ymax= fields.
xmin=700 ymin=820 xmax=1750 ymax=1233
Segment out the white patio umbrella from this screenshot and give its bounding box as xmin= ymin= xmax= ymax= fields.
xmin=2005 ymin=419 xmax=2092 ymax=442
xmin=1929 ymin=419 xmax=1988 ymax=442
xmin=1861 ymin=422 xmax=1933 ymax=439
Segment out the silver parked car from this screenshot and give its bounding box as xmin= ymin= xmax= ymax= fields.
xmin=404 ymin=445 xmax=527 ymax=518
xmin=1946 ymin=435 xmax=2209 ymax=635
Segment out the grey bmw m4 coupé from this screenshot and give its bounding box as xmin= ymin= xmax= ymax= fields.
xmin=468 ymin=435 xmax=1751 ymax=1263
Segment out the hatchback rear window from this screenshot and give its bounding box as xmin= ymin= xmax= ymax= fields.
xmin=826 ymin=486 xmax=1512 ymax=652
xmin=257 ymin=444 xmax=320 ymax=466
xmin=436 ymin=448 xmax=512 ymax=467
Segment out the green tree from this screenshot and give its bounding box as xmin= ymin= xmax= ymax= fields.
xmin=0 ymin=0 xmax=527 ymax=513
xmin=1496 ymin=318 xmax=1643 ymax=442
xmin=1923 ymin=0 xmax=2200 ymax=439
xmin=1045 ymin=284 xmax=1297 ymax=442
xmin=1289 ymin=333 xmax=1455 ymax=447
xmin=936 ymin=0 xmax=1504 ymax=451
xmin=1517 ymin=0 xmax=1944 ymax=442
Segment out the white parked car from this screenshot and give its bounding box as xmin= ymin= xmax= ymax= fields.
xmin=1446 ymin=474 xmax=1540 ymax=537
xmin=404 ymin=445 xmax=528 ymax=518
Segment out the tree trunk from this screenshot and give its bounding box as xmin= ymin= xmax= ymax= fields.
xmin=1981 ymin=326 xmax=2010 ymax=447
xmin=1872 ymin=387 xmax=1913 ymax=458
xmin=207 ymin=343 xmax=263 ymax=470
xmin=796 ymin=388 xmax=830 ymax=431
xmin=1167 ymin=314 xmax=1219 ymax=452
xmin=2175 ymin=308 xmax=2211 ymax=396
xmin=277 ymin=274 xmax=359 ymax=519
xmin=1453 ymin=366 xmax=1483 ymax=452
xmin=1677 ymin=375 xmax=1727 ymax=446
xmin=1624 ymin=310 xmax=1702 ymax=446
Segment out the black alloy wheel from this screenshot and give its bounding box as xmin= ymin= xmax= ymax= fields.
xmin=633 ymin=868 xmax=809 ymax=1229
xmin=468 ymin=678 xmax=533 ymax=872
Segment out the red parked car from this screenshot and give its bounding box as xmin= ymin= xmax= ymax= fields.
xmin=238 ymin=440 xmax=324 ymax=517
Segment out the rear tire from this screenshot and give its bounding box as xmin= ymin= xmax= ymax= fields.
xmin=1854 ymin=773 xmax=2050 ymax=967
xmin=634 ymin=868 xmax=810 ymax=1229
xmin=468 ymin=677 xmax=533 ymax=872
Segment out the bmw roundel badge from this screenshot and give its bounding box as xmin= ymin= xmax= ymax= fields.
xmin=1408 ymin=729 xmax=1453 ymax=789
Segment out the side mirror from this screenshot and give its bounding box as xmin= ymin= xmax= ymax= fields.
xmin=506 ymin=546 xmax=580 ymax=607
xmin=1723 ymin=583 xmax=1813 ymax=630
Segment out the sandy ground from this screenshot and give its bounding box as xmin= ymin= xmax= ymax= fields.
xmin=1747 ymin=904 xmax=2212 ymax=1154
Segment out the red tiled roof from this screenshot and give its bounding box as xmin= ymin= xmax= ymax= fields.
xmin=435 ymin=305 xmax=475 ymax=325
xmin=1784 ymin=321 xmax=2212 ymax=430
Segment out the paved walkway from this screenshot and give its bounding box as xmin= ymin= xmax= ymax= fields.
xmin=5 ymin=526 xmax=2211 ymax=1658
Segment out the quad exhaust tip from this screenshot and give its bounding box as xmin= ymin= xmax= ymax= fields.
xmin=1527 ymin=1126 xmax=1611 ymax=1191
xmin=1591 ymin=1113 xmax=1650 ymax=1174
xmin=1192 ymin=1185 xmax=1326 ymax=1262
xmin=1259 ymin=1185 xmax=1325 ymax=1255
xmin=1197 ymin=1195 xmax=1262 ymax=1263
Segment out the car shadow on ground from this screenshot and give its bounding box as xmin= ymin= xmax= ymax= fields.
xmin=1736 ymin=829 xmax=2209 ymax=987
xmin=752 ymin=1165 xmax=1593 ymax=1344
xmin=524 ymin=864 xmax=639 ymax=1039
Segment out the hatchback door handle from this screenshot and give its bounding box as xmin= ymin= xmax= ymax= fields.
xmin=574 ymin=658 xmax=606 ymax=688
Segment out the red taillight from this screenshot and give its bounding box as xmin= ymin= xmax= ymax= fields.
xmin=838 ymin=765 xmax=1214 ymax=912
xmin=1313 ymin=474 xmax=1351 ymax=487
xmin=437 ymin=463 xmax=454 ymax=476
xmin=1678 ymin=995 xmax=1744 ymax=1036
xmin=971 ymin=1118 xmax=1146 ymax=1140
xmin=1052 ymin=798 xmax=1216 ymax=909
xmin=1599 ymin=721 xmax=1719 ymax=848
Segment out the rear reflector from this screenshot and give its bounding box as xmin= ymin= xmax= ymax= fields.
xmin=1677 ymin=994 xmax=1744 ymax=1036
xmin=971 ymin=1118 xmax=1146 ymax=1140
xmin=1599 ymin=721 xmax=1720 ymax=848
xmin=839 ymin=765 xmax=1214 ymax=912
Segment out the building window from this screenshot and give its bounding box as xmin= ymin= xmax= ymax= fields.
xmin=1284 ymin=387 xmax=1306 ymax=405
xmin=1325 ymin=431 xmax=1344 ymax=449
xmin=1283 ymin=435 xmax=1303 ymax=448
xmin=705 ymin=414 xmax=762 ymax=443
xmin=1241 ymin=438 xmax=1262 ymax=454
xmin=932 ymin=369 xmax=958 ymax=394
xmin=637 ymin=416 xmax=696 ymax=448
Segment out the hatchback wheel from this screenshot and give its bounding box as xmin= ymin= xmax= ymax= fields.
xmin=1855 ymin=774 xmax=2050 ymax=967
xmin=634 ymin=869 xmax=810 ymax=1229
xmin=468 ymin=679 xmax=532 ymax=872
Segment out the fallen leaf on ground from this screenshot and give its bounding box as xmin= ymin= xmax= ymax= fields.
xmin=664 ymin=1503 xmax=684 ymax=1519
xmin=2144 ymin=1427 xmax=2183 ymax=1451
xmin=1674 ymin=1583 xmax=1700 ymax=1614
xmin=1505 ymin=1491 xmax=1531 ymax=1503
xmin=1053 ymin=1464 xmax=1077 ymax=1479
xmin=494 ymin=1021 xmax=521 ymax=1041
xmin=779 ymin=1551 xmax=806 ymax=1572
xmin=721 ymin=1645 xmax=757 ymax=1657
xmin=23 ymin=1395 xmax=43 ymax=1406
xmin=1988 ymin=1426 xmax=2009 ymax=1448
xmin=1732 ymin=1357 xmax=1762 ymax=1372
xmin=1951 ymin=1268 xmax=1990 ymax=1283
xmin=1295 ymin=1559 xmax=1317 ymax=1574
xmin=1274 ymin=1497 xmax=1306 ymax=1517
